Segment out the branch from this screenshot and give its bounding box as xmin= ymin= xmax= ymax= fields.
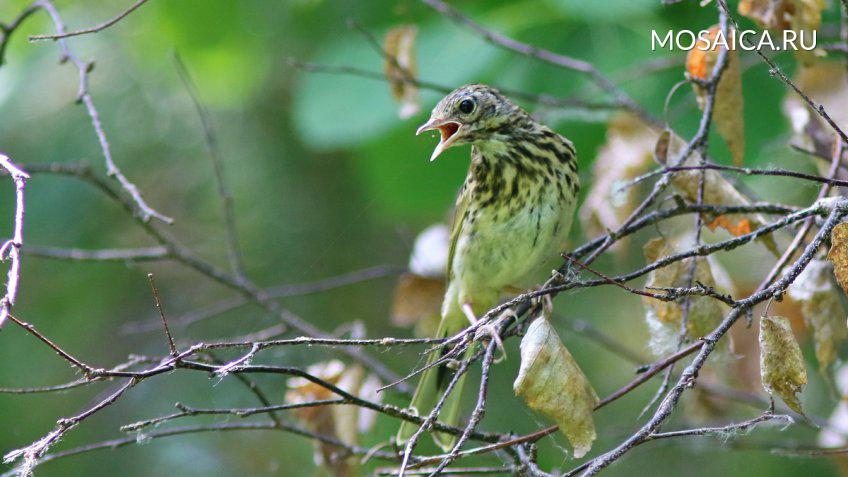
xmin=417 ymin=0 xmax=661 ymax=128
xmin=22 ymin=161 xmax=407 ymax=388
xmin=173 ymin=52 xmax=246 ymax=282
xmin=32 ymin=0 xmax=172 ymax=224
xmin=578 ymin=198 xmax=848 ymax=476
xmin=0 ymin=154 xmax=29 ymax=326
xmin=29 ymin=0 xmax=151 ymax=41
xmin=0 ymin=3 xmax=39 ymax=67
xmin=23 ymin=245 xmax=169 ymax=262
xmin=122 ymin=264 xmax=403 ymax=333
xmin=3 ymin=379 xmax=136 ymax=475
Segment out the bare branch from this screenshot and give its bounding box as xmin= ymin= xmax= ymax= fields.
xmin=32 ymin=0 xmax=172 ymax=224
xmin=23 ymin=245 xmax=169 ymax=262
xmin=0 ymin=3 xmax=39 ymax=67
xmin=29 ymin=0 xmax=151 ymax=41
xmin=146 ymin=273 xmax=177 ymax=357
xmin=417 ymin=0 xmax=661 ymax=127
xmin=0 ymin=154 xmax=29 ymax=326
xmin=173 ymin=52 xmax=246 ymax=282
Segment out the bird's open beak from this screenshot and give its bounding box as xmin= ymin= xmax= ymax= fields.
xmin=416 ymin=119 xmax=462 ymax=162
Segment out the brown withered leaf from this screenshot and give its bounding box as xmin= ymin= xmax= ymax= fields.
xmin=686 ymin=26 xmax=745 ymax=166
xmin=579 ymin=113 xmax=658 ymax=249
xmin=759 ymin=315 xmax=807 ymax=414
xmin=707 ymin=216 xmax=752 ymax=237
xmin=642 ymin=237 xmax=726 ymax=356
xmin=391 ymin=274 xmax=444 ymax=337
xmin=286 ymin=361 xmax=380 ymax=477
xmin=739 ymin=0 xmax=819 ymax=31
xmin=392 ymin=224 xmax=449 ymax=337
xmin=738 ymin=0 xmax=824 ymax=65
xmin=788 ymin=259 xmax=848 ymax=373
xmin=656 ymin=131 xmax=779 ymax=254
xmin=384 ymin=25 xmax=420 ymax=119
xmin=514 ymin=316 xmax=599 ymax=458
xmin=783 ymin=62 xmax=848 ymax=164
xmin=828 ymin=222 xmax=848 ymax=294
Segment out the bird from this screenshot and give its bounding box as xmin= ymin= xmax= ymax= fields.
xmin=397 ymin=84 xmax=580 ymax=451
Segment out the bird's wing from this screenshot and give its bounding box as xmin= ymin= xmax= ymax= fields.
xmin=446 ymin=175 xmax=471 ymax=282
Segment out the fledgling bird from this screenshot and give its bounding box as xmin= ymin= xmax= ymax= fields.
xmin=397 ymin=84 xmax=580 ymax=450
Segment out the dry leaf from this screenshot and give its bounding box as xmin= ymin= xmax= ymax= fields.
xmin=286 ymin=361 xmax=381 ymax=477
xmin=391 ymin=224 xmax=449 ymax=336
xmin=827 ymin=222 xmax=848 ymax=294
xmin=391 ymin=274 xmax=444 ymax=337
xmin=686 ymin=25 xmax=745 ymax=166
xmin=788 ymin=259 xmax=848 ymax=373
xmin=706 ymin=216 xmax=751 ymax=236
xmin=656 ymin=130 xmax=779 ymax=254
xmin=514 ymin=316 xmax=599 ymax=458
xmin=739 ymin=0 xmax=822 ymax=31
xmin=384 ymin=25 xmax=420 ymax=119
xmin=759 ymin=315 xmax=807 ymax=414
xmin=783 ymin=62 xmax=848 ymax=166
xmin=738 ymin=0 xmax=824 ymax=65
xmin=642 ymin=237 xmax=727 ymax=356
xmin=579 ymin=113 xmax=658 ymax=249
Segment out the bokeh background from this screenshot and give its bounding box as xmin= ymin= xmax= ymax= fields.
xmin=0 ymin=0 xmax=844 ymax=475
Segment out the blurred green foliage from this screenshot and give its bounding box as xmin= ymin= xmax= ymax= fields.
xmin=0 ymin=0 xmax=841 ymax=476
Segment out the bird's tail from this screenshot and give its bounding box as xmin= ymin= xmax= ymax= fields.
xmin=396 ymin=302 xmax=473 ymax=451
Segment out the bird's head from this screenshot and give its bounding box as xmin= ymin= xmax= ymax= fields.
xmin=416 ymin=84 xmax=521 ymax=162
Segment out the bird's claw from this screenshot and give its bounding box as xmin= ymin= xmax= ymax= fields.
xmin=474 ymin=322 xmax=506 ymax=362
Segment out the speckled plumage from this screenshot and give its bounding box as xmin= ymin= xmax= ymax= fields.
xmin=398 ymin=84 xmax=579 ymax=450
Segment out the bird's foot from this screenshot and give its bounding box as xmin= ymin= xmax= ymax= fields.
xmin=462 ymin=303 xmax=506 ymax=360
xmin=474 ymin=322 xmax=506 ymax=360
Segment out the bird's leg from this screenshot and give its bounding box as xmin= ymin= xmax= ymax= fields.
xmin=461 ymin=303 xmax=506 ymax=358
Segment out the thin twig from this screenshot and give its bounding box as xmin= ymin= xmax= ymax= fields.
xmin=32 ymin=0 xmax=172 ymax=224
xmin=29 ymin=0 xmax=151 ymax=41
xmin=0 ymin=154 xmax=29 ymax=326
xmin=0 ymin=3 xmax=40 ymax=67
xmin=173 ymin=52 xmax=246 ymax=282
xmin=146 ymin=273 xmax=177 ymax=357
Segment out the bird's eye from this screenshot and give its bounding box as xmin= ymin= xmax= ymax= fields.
xmin=458 ymin=99 xmax=475 ymax=114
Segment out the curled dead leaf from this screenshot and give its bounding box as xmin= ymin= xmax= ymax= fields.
xmin=285 ymin=361 xmax=381 ymax=477
xmin=827 ymin=222 xmax=848 ymax=294
xmin=759 ymin=315 xmax=807 ymax=414
xmin=384 ymin=25 xmax=420 ymax=119
xmin=782 ymin=62 xmax=848 ymax=166
xmin=392 ymin=224 xmax=449 ymax=337
xmin=685 ymin=25 xmax=745 ymax=166
xmin=514 ymin=316 xmax=599 ymax=458
xmin=391 ymin=274 xmax=445 ymax=337
xmin=642 ymin=237 xmax=727 ymax=356
xmin=788 ymin=259 xmax=848 ymax=373
xmin=738 ymin=0 xmax=824 ymax=65
xmin=656 ymin=130 xmax=779 ymax=254
xmin=580 ymin=113 xmax=658 ymax=250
